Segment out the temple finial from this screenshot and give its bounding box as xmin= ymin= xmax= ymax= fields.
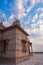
xmin=12 ymin=18 xmax=20 ymax=26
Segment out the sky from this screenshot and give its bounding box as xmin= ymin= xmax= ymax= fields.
xmin=0 ymin=0 xmax=43 ymax=52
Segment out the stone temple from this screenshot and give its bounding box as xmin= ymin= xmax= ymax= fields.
xmin=0 ymin=18 xmax=32 ymax=64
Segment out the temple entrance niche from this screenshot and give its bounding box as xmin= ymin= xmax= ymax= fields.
xmin=21 ymin=39 xmax=27 ymax=53
xmin=28 ymin=41 xmax=33 ymax=54
xmin=0 ymin=39 xmax=9 ymax=54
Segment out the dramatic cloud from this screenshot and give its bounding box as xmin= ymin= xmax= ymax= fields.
xmin=0 ymin=0 xmax=43 ymax=52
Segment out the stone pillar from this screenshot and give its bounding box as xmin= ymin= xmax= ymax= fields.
xmin=28 ymin=43 xmax=30 ymax=55
xmin=31 ymin=45 xmax=33 ymax=54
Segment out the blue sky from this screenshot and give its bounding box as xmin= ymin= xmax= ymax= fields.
xmin=0 ymin=0 xmax=43 ymax=52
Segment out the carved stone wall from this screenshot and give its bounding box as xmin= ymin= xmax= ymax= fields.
xmin=16 ymin=28 xmax=29 ymax=63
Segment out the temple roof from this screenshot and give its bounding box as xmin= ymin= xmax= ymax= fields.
xmin=2 ymin=24 xmax=28 ymax=36
xmin=0 ymin=18 xmax=29 ymax=36
xmin=2 ymin=18 xmax=29 ymax=36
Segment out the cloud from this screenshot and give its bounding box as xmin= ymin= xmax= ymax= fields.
xmin=36 ymin=7 xmax=43 ymax=12
xmin=3 ymin=14 xmax=15 ymax=27
xmin=0 ymin=10 xmax=6 ymax=22
xmin=26 ymin=0 xmax=43 ymax=13
xmin=30 ymin=20 xmax=43 ymax=37
xmin=24 ymin=16 xmax=31 ymax=25
xmin=24 ymin=12 xmax=43 ymax=52
xmin=16 ymin=0 xmax=37 ymax=19
xmin=15 ymin=0 xmax=43 ymax=22
xmin=38 ymin=20 xmax=43 ymax=31
xmin=9 ymin=14 xmax=14 ymax=20
xmin=0 ymin=11 xmax=14 ymax=27
xmin=25 ymin=27 xmax=43 ymax=52
xmin=27 ymin=0 xmax=35 ymax=13
xmin=0 ymin=10 xmax=15 ymax=27
xmin=8 ymin=14 xmax=15 ymax=24
xmin=35 ymin=0 xmax=41 ymax=3
xmin=3 ymin=21 xmax=9 ymax=27
xmin=32 ymin=14 xmax=38 ymax=22
xmin=16 ymin=0 xmax=27 ymax=19
xmin=39 ymin=13 xmax=43 ymax=18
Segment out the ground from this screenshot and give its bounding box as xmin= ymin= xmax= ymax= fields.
xmin=18 ymin=53 xmax=43 ymax=65
xmin=0 ymin=53 xmax=43 ymax=65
